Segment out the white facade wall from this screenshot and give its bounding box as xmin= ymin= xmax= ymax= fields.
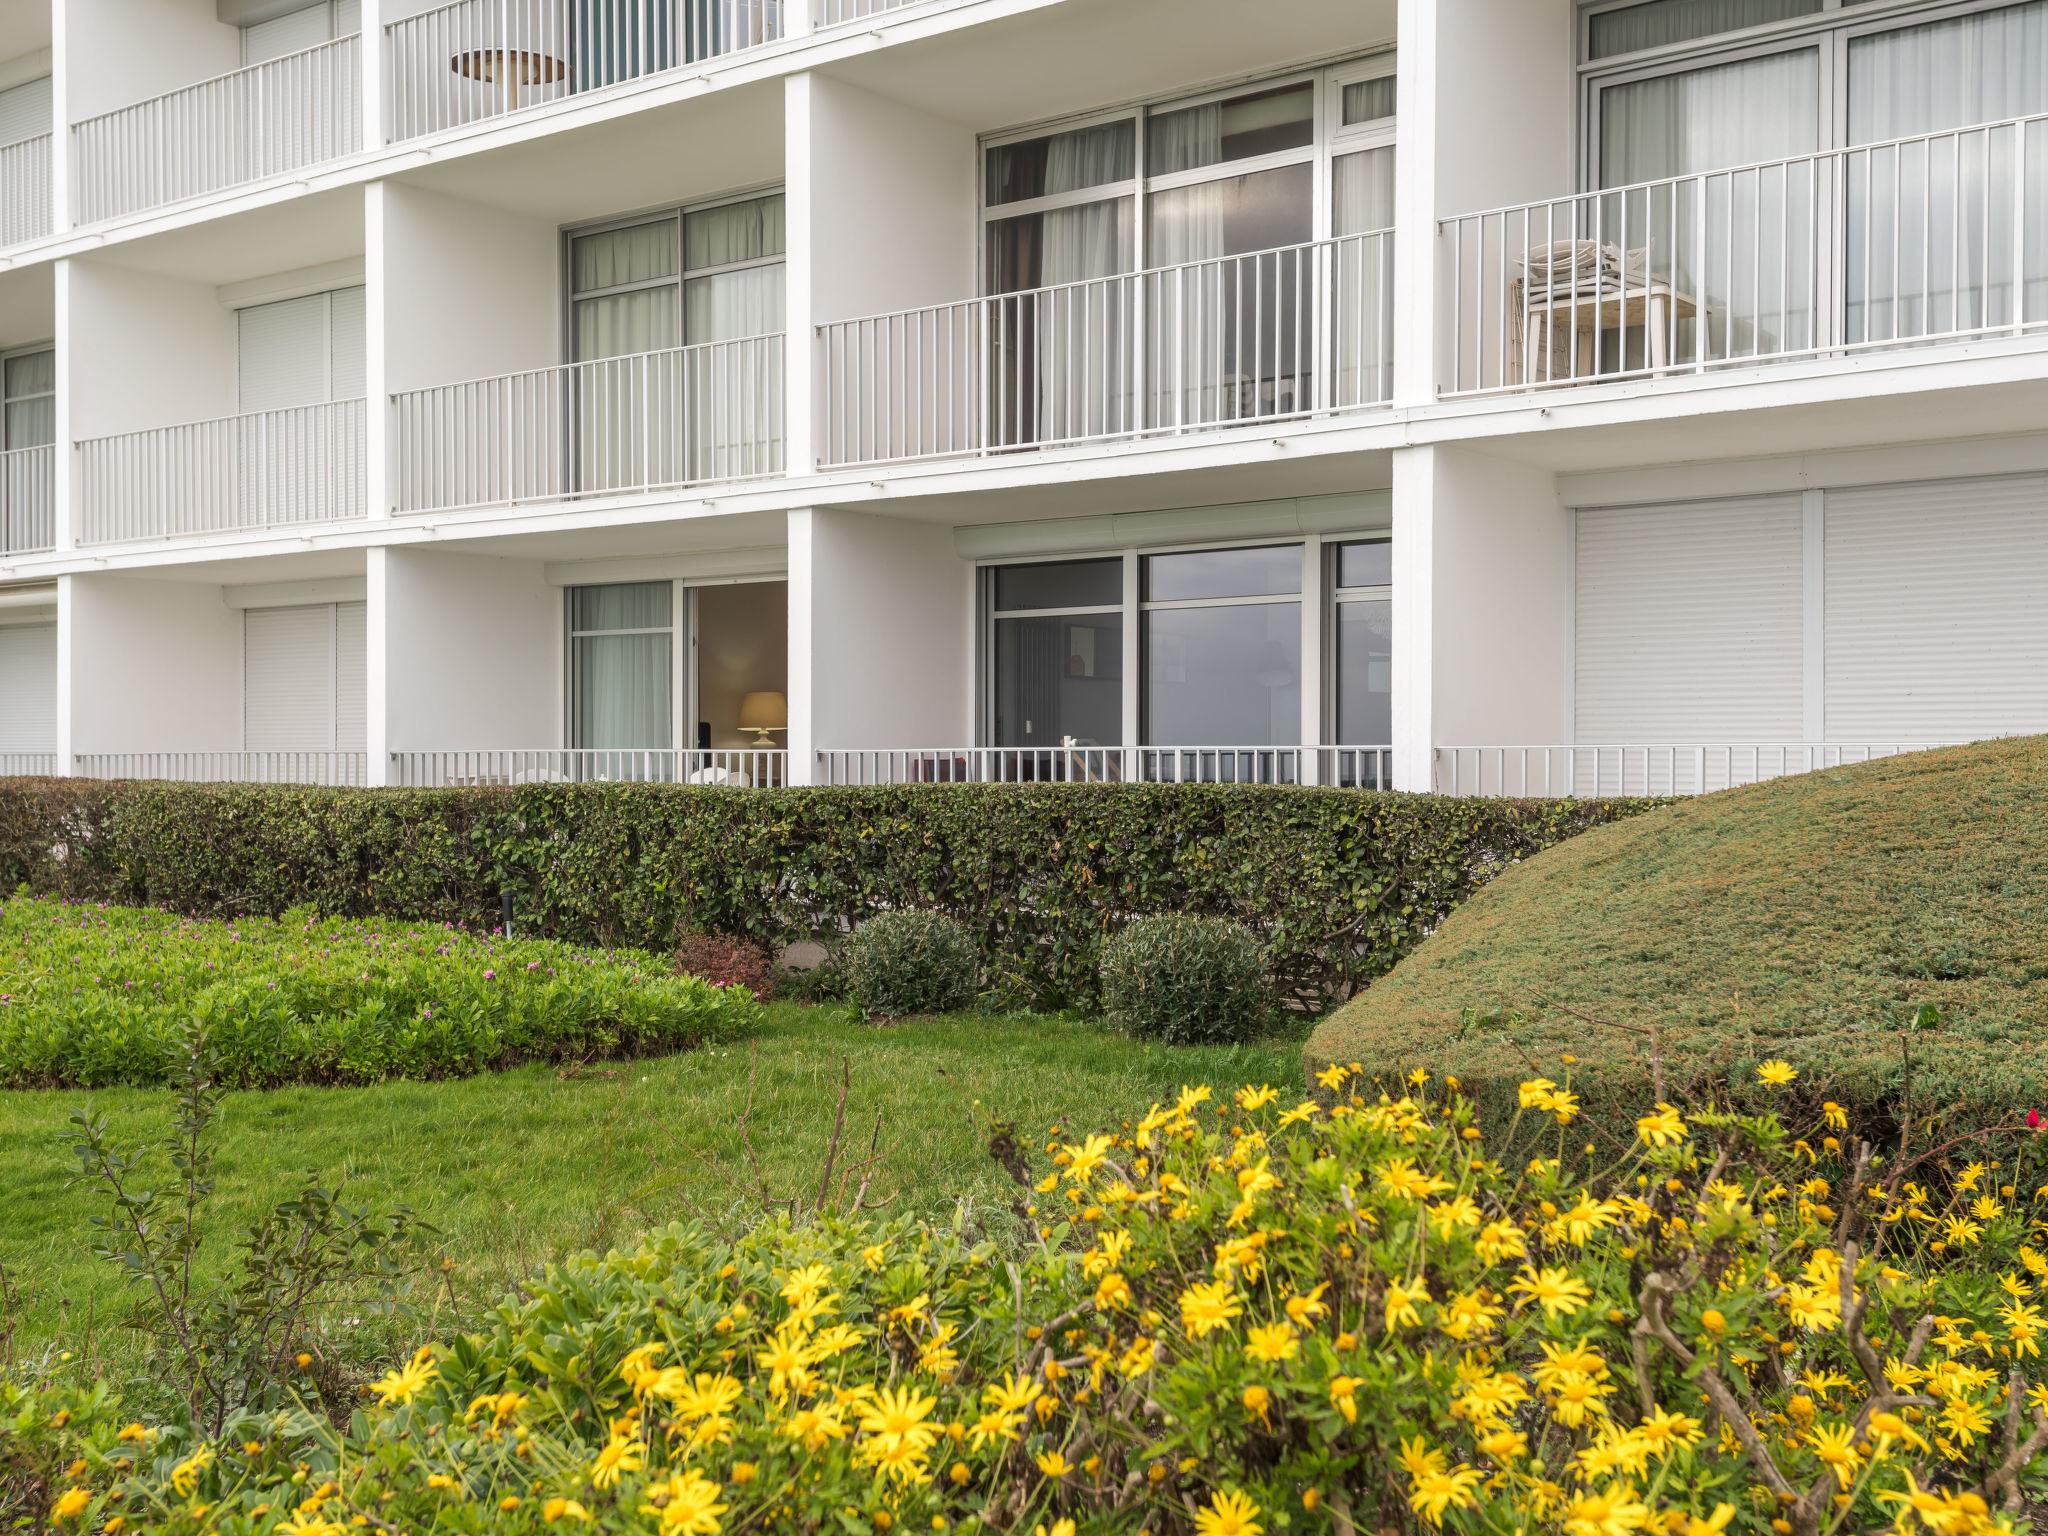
xmin=65 ymin=572 xmax=243 ymax=754
xmin=65 ymin=259 xmax=239 ymax=440
xmin=64 ymin=0 xmax=237 ymax=127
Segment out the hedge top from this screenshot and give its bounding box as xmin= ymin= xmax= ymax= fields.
xmin=1307 ymin=735 xmax=2048 ymax=1128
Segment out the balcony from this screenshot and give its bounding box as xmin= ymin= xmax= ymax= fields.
xmin=392 ymin=334 xmax=783 ymax=514
xmin=76 ymin=399 xmax=367 ymax=545
xmin=1440 ymin=111 xmax=2048 ymax=398
xmin=816 ymin=745 xmax=1394 ymax=788
xmin=816 ymin=232 xmax=1395 ymax=468
xmin=0 ymin=133 xmax=50 ymax=246
xmin=1432 ymin=742 xmax=1958 ymax=798
xmin=71 ymin=35 xmax=362 ymax=224
xmin=0 ymin=443 xmax=53 ymax=555
xmin=384 ymin=0 xmax=780 ymax=143
xmin=390 ymin=748 xmax=789 ymax=785
xmin=74 ymin=752 xmax=371 ymax=786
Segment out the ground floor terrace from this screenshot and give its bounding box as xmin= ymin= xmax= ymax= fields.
xmin=6 ymin=411 xmax=2048 ymax=797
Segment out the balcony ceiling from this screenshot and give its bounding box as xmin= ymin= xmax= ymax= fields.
xmin=0 ymin=7 xmax=51 ymax=64
xmin=825 ymin=0 xmax=1396 ymax=134
xmin=0 ymin=263 xmax=54 ymax=350
xmin=429 ymin=506 xmax=790 ymax=562
xmin=87 ymin=187 xmax=364 ymax=285
xmin=392 ymin=80 xmax=784 ymax=225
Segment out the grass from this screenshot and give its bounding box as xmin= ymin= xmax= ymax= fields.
xmin=1305 ymin=735 xmax=2048 ymax=1132
xmin=0 ymin=1002 xmax=1305 ymax=1370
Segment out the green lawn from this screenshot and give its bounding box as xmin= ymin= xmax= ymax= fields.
xmin=0 ymin=1003 xmax=1304 ymax=1370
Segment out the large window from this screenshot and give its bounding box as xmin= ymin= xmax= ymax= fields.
xmin=1 ymin=348 xmax=52 ymax=453
xmin=569 ymin=192 xmax=785 ymax=361
xmin=568 ymin=582 xmax=674 ymax=750
xmin=978 ymin=56 xmax=1397 ymax=443
xmin=981 ymin=537 xmax=1392 ymax=773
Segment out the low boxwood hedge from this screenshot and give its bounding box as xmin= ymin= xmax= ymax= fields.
xmin=0 ymin=779 xmax=1650 ymax=1014
xmin=0 ymin=894 xmax=757 ymax=1089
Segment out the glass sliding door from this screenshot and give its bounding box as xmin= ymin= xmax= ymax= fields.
xmin=1141 ymin=545 xmax=1302 ymax=782
xmin=1331 ymin=61 xmax=1397 ymax=407
xmin=1329 ymin=539 xmax=1392 ymax=770
xmin=1 ymin=348 xmax=53 ymax=553
xmin=568 ymin=582 xmax=675 ymax=777
xmin=986 ymin=559 xmax=1124 ymax=779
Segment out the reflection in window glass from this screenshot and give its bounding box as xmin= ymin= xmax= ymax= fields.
xmin=1335 ymin=599 xmax=1393 ymax=744
xmin=993 ymin=613 xmax=1123 ymax=747
xmin=985 ymin=121 xmax=1136 ymax=205
xmin=994 ymin=559 xmax=1122 ymax=611
xmin=1143 ymin=601 xmax=1300 ymax=746
xmin=1336 ymin=539 xmax=1392 ymax=588
xmin=1146 ymin=162 xmax=1315 ymax=262
xmin=1147 ymin=83 xmax=1314 ymax=175
xmin=1145 ymin=545 xmax=1300 ymax=602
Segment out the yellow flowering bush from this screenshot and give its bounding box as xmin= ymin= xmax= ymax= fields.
xmin=14 ymin=1064 xmax=2048 ymax=1535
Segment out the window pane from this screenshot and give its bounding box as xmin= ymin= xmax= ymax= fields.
xmin=1147 ymin=161 xmax=1313 ymax=263
xmin=1587 ymin=0 xmax=1821 ymax=59
xmin=1333 ymin=146 xmax=1395 ymax=235
xmin=1147 ymin=82 xmax=1314 ymax=175
xmin=984 ymin=198 xmax=1135 ymax=292
xmin=4 ymin=350 xmax=52 ymax=399
xmin=574 ymin=287 xmax=681 ymax=360
xmin=1145 ymin=546 xmax=1300 ymax=601
xmin=685 ymin=193 xmax=785 ymax=268
xmin=1336 ymin=539 xmax=1392 ymax=588
xmin=1335 ymin=598 xmax=1393 ymax=744
xmin=573 ymin=633 xmax=672 ymax=749
xmin=985 ymin=120 xmax=1135 ymax=206
xmin=571 ymin=219 xmax=679 ymax=294
xmin=1599 ymin=49 xmax=1819 ymax=183
xmin=1847 ymin=0 xmax=2048 ymax=141
xmin=1341 ymin=74 xmax=1397 ymax=125
xmin=684 ymin=265 xmax=785 ymax=342
xmin=1143 ymin=601 xmax=1300 ymax=745
xmin=571 ymin=581 xmax=672 ymax=632
xmin=993 ymin=613 xmax=1123 ymax=747
xmin=994 ymin=558 xmax=1122 ymax=611
xmin=4 ymin=397 xmax=53 ymax=450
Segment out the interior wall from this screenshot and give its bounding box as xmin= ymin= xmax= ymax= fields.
xmin=66 ymin=0 xmax=239 ymax=124
xmin=696 ymin=580 xmax=787 ymax=751
xmin=790 ymin=508 xmax=971 ymax=767
xmin=381 ymin=547 xmax=561 ymax=750
xmin=379 ymin=182 xmax=562 ymax=394
xmin=67 ymin=573 xmax=242 ymax=752
xmin=66 ymin=258 xmax=238 ymax=438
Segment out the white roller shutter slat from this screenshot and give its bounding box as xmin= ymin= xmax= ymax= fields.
xmin=245 ymin=604 xmax=336 ymax=752
xmin=334 ymin=600 xmax=367 ymax=752
xmin=1824 ymin=474 xmax=2048 ymax=742
xmin=1575 ymin=495 xmax=1806 ymax=743
xmin=238 ymin=292 xmax=330 ymax=414
xmin=0 ymin=77 xmax=51 ymax=148
xmin=0 ymin=623 xmax=56 ymax=753
xmin=242 ymin=2 xmax=333 ymax=64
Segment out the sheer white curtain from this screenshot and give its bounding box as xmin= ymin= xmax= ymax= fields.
xmin=681 ymin=196 xmax=786 ymax=478
xmin=1599 ymin=49 xmax=1820 ymax=363
xmin=1846 ymin=0 xmax=2048 ymax=340
xmin=1588 ymin=0 xmax=1821 ymax=59
xmin=571 ymin=583 xmax=673 ymax=758
xmin=1334 ymin=148 xmax=1396 ymax=405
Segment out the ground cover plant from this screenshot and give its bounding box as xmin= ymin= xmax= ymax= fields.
xmin=0 ymin=778 xmax=1650 ymax=1013
xmin=0 ymin=895 xmax=757 ymax=1089
xmin=10 ymin=1055 xmax=2048 ymax=1534
xmin=0 ymin=1005 xmax=1305 ymax=1374
xmin=1309 ymin=735 xmax=2048 ymax=1135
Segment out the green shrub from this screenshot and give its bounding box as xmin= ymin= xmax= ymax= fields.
xmin=0 ymin=894 xmax=757 ymax=1089
xmin=1306 ymin=736 xmax=2048 ymax=1137
xmin=0 ymin=780 xmax=1650 ymax=1015
xmin=1100 ymin=913 xmax=1268 ymax=1043
xmin=840 ymin=909 xmax=978 ymax=1019
xmin=21 ymin=1064 xmax=2048 ymax=1536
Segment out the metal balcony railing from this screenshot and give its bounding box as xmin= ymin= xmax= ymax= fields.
xmin=817 ymin=230 xmax=1396 ymax=468
xmin=1441 ymin=110 xmax=2048 ymax=396
xmin=392 ymin=334 xmax=783 ymax=513
xmin=0 ymin=753 xmax=56 ymax=777
xmin=71 ymin=35 xmax=361 ymax=224
xmin=390 ymin=748 xmax=788 ymax=786
xmin=815 ymin=746 xmax=1394 ymax=788
xmin=0 ymin=134 xmax=51 ymax=246
xmin=77 ymin=399 xmax=368 ymax=545
xmin=0 ymin=445 xmax=54 ymax=555
xmin=384 ymin=0 xmax=783 ymax=142
xmin=74 ymin=752 xmax=371 ymax=786
xmin=1432 ymin=742 xmax=1959 ymax=798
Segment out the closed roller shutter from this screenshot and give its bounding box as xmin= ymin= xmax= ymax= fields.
xmin=1575 ymin=496 xmax=1806 ymax=741
xmin=0 ymin=77 xmax=51 ymax=148
xmin=238 ymin=292 xmax=331 ymax=414
xmin=334 ymin=599 xmax=367 ymax=752
xmin=1824 ymin=474 xmax=2048 ymax=741
xmin=245 ymin=604 xmax=336 ymax=751
xmin=0 ymin=622 xmax=55 ymax=753
xmin=242 ymin=2 xmax=332 ymax=64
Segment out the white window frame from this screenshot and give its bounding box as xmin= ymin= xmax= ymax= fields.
xmin=1324 ymin=538 xmax=1394 ymax=745
xmin=975 ymin=50 xmax=1397 ymax=293
xmin=563 ymin=579 xmax=688 ymax=754
xmin=0 ymin=343 xmax=54 ymax=454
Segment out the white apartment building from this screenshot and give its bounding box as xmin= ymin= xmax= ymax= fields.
xmin=0 ymin=0 xmax=2045 ymax=796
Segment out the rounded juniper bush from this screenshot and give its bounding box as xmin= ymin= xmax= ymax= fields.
xmin=1099 ymin=913 xmax=1269 ymax=1045
xmin=840 ymin=910 xmax=978 ymax=1020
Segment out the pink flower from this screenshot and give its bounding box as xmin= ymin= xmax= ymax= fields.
xmin=2030 ymin=1109 xmax=2042 ymax=1131
xmin=483 ymin=969 xmax=496 ymax=981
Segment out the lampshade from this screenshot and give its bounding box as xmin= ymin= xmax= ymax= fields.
xmin=737 ymin=691 xmax=788 ymax=732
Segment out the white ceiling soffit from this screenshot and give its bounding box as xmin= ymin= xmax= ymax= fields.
xmin=953 ymin=490 xmax=1392 ymax=560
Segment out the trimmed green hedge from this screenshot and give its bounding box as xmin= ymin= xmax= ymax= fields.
xmin=0 ymin=778 xmax=1652 ymax=1012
